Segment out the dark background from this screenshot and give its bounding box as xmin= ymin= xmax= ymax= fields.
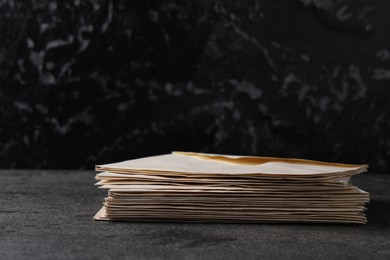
xmin=0 ymin=0 xmax=389 ymax=172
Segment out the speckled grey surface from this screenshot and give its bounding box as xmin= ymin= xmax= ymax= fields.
xmin=1 ymin=0 xmax=390 ymax=171
xmin=0 ymin=170 xmax=389 ymax=260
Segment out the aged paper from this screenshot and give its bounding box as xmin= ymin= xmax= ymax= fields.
xmin=94 ymin=152 xmax=369 ymax=224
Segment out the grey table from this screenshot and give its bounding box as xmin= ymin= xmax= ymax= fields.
xmin=0 ymin=170 xmax=389 ymax=260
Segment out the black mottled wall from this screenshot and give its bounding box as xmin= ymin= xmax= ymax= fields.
xmin=1 ymin=0 xmax=390 ymax=172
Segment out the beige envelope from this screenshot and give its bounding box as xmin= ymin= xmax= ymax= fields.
xmin=96 ymin=152 xmax=368 ymax=176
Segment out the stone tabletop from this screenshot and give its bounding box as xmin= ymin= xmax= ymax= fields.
xmin=1 ymin=170 xmax=389 ymax=260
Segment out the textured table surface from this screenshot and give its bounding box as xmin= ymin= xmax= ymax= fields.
xmin=1 ymin=170 xmax=389 ymax=260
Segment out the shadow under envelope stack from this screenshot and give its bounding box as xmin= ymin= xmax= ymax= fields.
xmin=94 ymin=152 xmax=369 ymax=224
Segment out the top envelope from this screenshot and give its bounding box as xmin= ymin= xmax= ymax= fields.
xmin=96 ymin=152 xmax=368 ymax=177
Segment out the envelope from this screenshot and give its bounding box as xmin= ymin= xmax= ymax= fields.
xmin=96 ymin=151 xmax=367 ymax=176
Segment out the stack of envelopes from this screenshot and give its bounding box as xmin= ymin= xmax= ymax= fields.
xmin=94 ymin=152 xmax=369 ymax=224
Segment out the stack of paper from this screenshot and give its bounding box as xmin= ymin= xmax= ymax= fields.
xmin=94 ymin=152 xmax=369 ymax=224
